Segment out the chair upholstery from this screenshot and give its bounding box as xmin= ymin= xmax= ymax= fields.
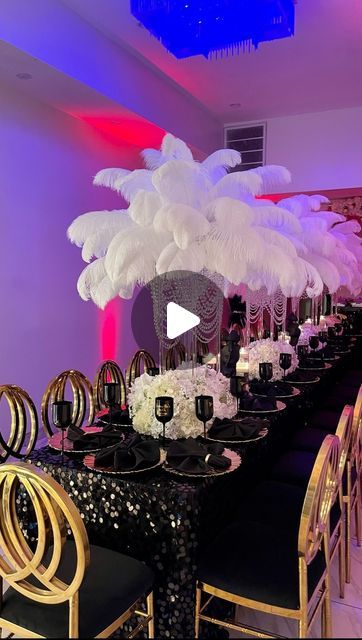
xmin=197 ymin=521 xmax=326 ymax=610
xmin=1 ymin=542 xmax=154 ymax=639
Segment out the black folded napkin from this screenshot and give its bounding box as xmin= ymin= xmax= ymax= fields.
xmin=249 ymin=380 xmax=291 ymax=397
xmin=67 ymin=424 xmax=122 ymax=451
xmin=166 ymin=438 xmax=231 ymax=474
xmin=94 ymin=434 xmax=160 ymax=471
xmin=209 ymin=416 xmax=266 ymax=441
xmin=285 ymin=370 xmax=319 ymax=383
xmin=98 ymin=406 xmax=132 ymax=426
xmin=239 ymin=393 xmax=277 ymax=411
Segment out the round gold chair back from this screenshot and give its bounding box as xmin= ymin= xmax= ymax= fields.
xmin=0 ymin=385 xmax=38 ymax=463
xmin=335 ymin=405 xmax=354 ymax=490
xmin=164 ymin=343 xmax=186 ymax=370
xmin=126 ymin=350 xmax=156 ymax=387
xmin=0 ymin=462 xmax=89 ymax=604
xmin=93 ymin=360 xmax=127 ymax=411
xmin=298 ymin=434 xmax=339 ymax=565
xmin=350 ymin=384 xmax=362 ymax=466
xmin=41 ymin=370 xmax=95 ymax=437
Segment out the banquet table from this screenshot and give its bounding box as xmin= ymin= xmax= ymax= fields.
xmin=23 ymin=440 xmax=267 ymax=639
xmin=18 ymin=351 xmax=351 ymax=638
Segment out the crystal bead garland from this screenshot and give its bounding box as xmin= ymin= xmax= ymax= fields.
xmin=149 ymin=271 xmax=224 ymax=370
xmin=245 ymin=286 xmax=287 ymax=343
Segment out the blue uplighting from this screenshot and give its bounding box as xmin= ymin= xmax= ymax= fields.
xmin=130 ymin=0 xmax=296 ymax=59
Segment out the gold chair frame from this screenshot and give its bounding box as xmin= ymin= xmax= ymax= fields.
xmin=0 ymin=463 xmax=154 ymax=638
xmin=163 ymin=343 xmax=186 ymax=370
xmin=345 ymin=384 xmax=362 ymax=582
xmin=41 ymin=370 xmax=95 ymax=437
xmin=195 ymin=434 xmax=340 ymax=639
xmin=93 ymin=360 xmax=127 ymax=412
xmin=126 ymin=350 xmax=156 ymax=388
xmin=0 ymin=385 xmax=38 ymax=463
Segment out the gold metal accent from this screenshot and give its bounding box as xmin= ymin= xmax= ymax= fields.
xmin=163 ymin=343 xmax=186 ymax=370
xmin=195 ymin=434 xmax=340 ymax=639
xmin=0 ymin=385 xmax=38 ymax=462
xmin=126 ymin=350 xmax=156 ymax=388
xmin=345 ymin=384 xmax=362 ymax=582
xmin=41 ymin=370 xmax=95 ymax=437
xmin=93 ymin=360 xmax=127 ymax=411
xmin=0 ymin=463 xmax=154 ymax=638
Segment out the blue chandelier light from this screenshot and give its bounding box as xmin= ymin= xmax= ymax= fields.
xmin=130 ymin=0 xmax=296 ymax=59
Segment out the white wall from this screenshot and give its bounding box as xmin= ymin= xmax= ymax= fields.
xmin=265 ymin=107 xmax=362 ymax=193
xmin=0 ymin=81 xmax=138 ymax=410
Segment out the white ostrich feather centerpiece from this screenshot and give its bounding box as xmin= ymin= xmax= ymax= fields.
xmin=68 ymin=133 xmax=362 ymax=308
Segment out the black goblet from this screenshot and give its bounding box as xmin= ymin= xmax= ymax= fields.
xmin=155 ymin=396 xmax=174 ymax=448
xmin=52 ymin=400 xmax=72 ymax=463
xmin=148 ymin=367 xmax=160 ymax=376
xmin=279 ymin=353 xmax=292 ymax=380
xmin=309 ymin=335 xmax=319 ymax=354
xmin=103 ymin=382 xmax=121 ymax=429
xmin=335 ymin=323 xmax=343 ymax=335
xmin=259 ymin=362 xmax=273 ymax=382
xmin=328 ymin=326 xmax=336 ymax=339
xmin=195 ymin=395 xmax=214 ymax=439
xmin=230 ymin=376 xmax=249 ymax=414
xmin=318 ymin=330 xmax=328 ymax=345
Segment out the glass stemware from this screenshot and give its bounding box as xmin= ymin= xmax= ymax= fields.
xmin=230 ymin=376 xmax=248 ymax=414
xmin=155 ymin=396 xmax=174 ymax=448
xmin=148 ymin=367 xmax=160 ymax=376
xmin=195 ymin=395 xmax=214 ymax=439
xmin=309 ymin=335 xmax=319 ymax=354
xmin=52 ymin=400 xmax=72 ymax=463
xmin=259 ymin=362 xmax=273 ymax=382
xmin=103 ymin=382 xmax=121 ymax=429
xmin=279 ymin=353 xmax=292 ymax=380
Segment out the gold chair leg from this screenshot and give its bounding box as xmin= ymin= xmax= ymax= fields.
xmin=346 ymin=497 xmax=351 ymax=583
xmin=322 ymin=579 xmax=332 ymax=638
xmin=195 ymin=586 xmax=201 ymax=639
xmin=146 ymin=592 xmax=154 ymax=639
xmin=298 ymin=613 xmax=308 ymax=638
xmin=355 ymin=489 xmax=362 ymax=547
xmin=338 ymin=540 xmax=346 ymax=598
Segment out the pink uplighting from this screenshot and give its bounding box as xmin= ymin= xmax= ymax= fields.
xmin=100 ymin=299 xmax=120 ymax=361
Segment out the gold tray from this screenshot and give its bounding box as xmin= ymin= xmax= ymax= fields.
xmin=83 ymin=450 xmax=166 ymax=475
xmin=48 ymin=426 xmax=123 ymax=454
xmin=163 ymin=448 xmax=241 ymax=478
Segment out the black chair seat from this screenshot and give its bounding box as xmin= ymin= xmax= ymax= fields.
xmin=239 ymin=480 xmax=305 ymax=530
xmin=270 ymin=450 xmax=316 ymax=489
xmin=1 ymin=542 xmax=154 ymax=638
xmin=291 ymin=427 xmax=330 ymax=453
xmin=197 ymin=521 xmax=325 ymax=610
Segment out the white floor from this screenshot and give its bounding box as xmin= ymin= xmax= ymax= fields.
xmin=232 ymin=534 xmax=362 ymax=638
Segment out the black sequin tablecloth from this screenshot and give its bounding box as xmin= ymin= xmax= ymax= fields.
xmin=25 ymin=443 xmax=264 ymax=639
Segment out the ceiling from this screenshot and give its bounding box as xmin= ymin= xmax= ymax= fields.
xmin=62 ymin=0 xmax=362 ymax=123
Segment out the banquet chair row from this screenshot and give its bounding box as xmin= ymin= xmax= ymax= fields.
xmin=0 ymin=384 xmax=39 ymax=462
xmin=195 ymin=433 xmax=340 ymax=638
xmin=0 ymin=462 xmax=155 ymax=638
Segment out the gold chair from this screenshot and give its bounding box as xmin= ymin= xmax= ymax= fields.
xmin=195 ymin=434 xmax=340 ymax=638
xmin=163 ymin=343 xmax=186 ymax=370
xmin=345 ymin=383 xmax=362 ymax=582
xmin=93 ymin=360 xmax=127 ymax=412
xmin=126 ymin=350 xmax=156 ymax=388
xmin=0 ymin=463 xmax=154 ymax=638
xmin=0 ymin=385 xmax=38 ymax=463
xmin=41 ymin=370 xmax=95 ymax=437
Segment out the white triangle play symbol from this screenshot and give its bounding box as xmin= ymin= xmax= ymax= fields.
xmin=166 ymin=302 xmax=200 ymax=340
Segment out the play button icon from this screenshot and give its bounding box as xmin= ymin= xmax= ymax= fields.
xmin=166 ymin=302 xmax=200 ymax=340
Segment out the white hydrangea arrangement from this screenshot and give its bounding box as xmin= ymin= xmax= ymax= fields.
xmin=248 ymin=338 xmax=298 ymax=380
xmin=128 ymin=365 xmax=235 ymax=440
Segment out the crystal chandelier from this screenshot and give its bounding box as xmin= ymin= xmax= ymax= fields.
xmin=130 ymin=0 xmax=296 ymax=59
